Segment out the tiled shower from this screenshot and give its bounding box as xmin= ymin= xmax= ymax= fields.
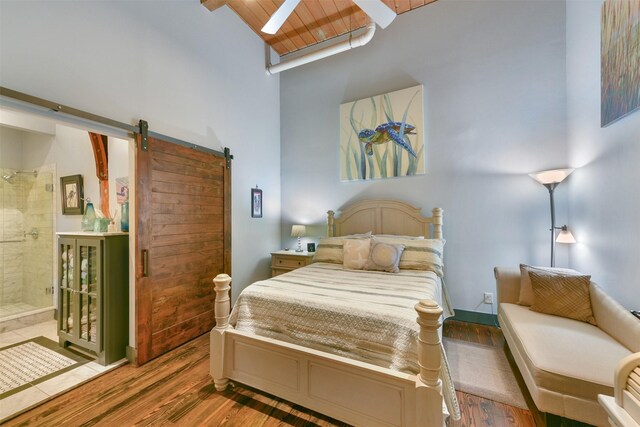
xmin=0 ymin=167 xmax=55 ymax=329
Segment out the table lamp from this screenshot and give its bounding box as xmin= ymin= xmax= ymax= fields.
xmin=291 ymin=225 xmax=306 ymax=252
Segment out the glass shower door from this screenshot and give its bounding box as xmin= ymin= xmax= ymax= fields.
xmin=0 ymin=168 xmax=54 ymax=319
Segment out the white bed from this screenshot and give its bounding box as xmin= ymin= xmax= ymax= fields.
xmin=210 ymin=200 xmax=458 ymax=427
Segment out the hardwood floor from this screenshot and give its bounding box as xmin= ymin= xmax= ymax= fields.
xmin=6 ymin=321 xmax=536 ymax=427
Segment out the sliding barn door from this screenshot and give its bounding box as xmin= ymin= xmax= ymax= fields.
xmin=135 ymin=134 xmax=231 ymax=365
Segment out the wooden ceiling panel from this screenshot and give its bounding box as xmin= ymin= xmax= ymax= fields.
xmin=208 ymin=0 xmax=437 ymax=56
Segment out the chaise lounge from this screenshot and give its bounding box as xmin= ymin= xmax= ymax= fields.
xmin=494 ymin=266 xmax=640 ymax=426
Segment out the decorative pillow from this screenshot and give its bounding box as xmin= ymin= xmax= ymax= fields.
xmin=375 ymin=236 xmax=445 ymax=276
xmin=343 ymin=238 xmax=372 ymax=270
xmin=518 ymin=264 xmax=581 ymax=306
xmin=528 ymin=271 xmax=596 ymax=325
xmin=364 ymin=240 xmax=405 ymax=273
xmin=312 ymin=233 xmax=372 ymax=264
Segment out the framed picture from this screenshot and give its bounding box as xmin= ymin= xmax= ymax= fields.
xmin=601 ymin=0 xmax=640 ymax=127
xmin=340 ymin=85 xmax=425 ymax=181
xmin=61 ymin=175 xmax=84 ymax=215
xmin=251 ymin=188 xmax=262 ymax=218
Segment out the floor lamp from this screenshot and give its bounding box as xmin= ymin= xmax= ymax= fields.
xmin=529 ymin=168 xmax=576 ymax=267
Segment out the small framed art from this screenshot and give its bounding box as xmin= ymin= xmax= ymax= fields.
xmin=251 ymin=188 xmax=263 ymax=218
xmin=60 ymin=174 xmax=84 ymax=215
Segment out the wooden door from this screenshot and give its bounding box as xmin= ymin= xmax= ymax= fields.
xmin=135 ymin=135 xmax=231 ymax=365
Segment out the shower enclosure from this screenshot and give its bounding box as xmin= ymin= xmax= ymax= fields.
xmin=0 ymin=168 xmax=55 ymax=327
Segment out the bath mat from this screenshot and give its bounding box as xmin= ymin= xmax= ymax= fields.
xmin=443 ymin=338 xmax=528 ymax=409
xmin=0 ymin=336 xmax=90 ymax=399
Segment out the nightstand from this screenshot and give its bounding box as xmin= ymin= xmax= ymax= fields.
xmin=271 ymin=250 xmax=314 ymax=277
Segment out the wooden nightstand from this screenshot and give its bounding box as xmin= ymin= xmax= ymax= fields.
xmin=271 ymin=250 xmax=314 ymax=277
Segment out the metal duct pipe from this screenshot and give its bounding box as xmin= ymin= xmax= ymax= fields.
xmin=266 ymin=22 xmax=376 ymax=75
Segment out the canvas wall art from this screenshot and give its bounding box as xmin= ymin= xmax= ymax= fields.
xmin=601 ymin=0 xmax=640 ymax=127
xmin=340 ymin=85 xmax=424 ymax=181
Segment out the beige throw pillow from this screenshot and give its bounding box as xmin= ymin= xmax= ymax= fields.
xmin=312 ymin=233 xmax=372 ymax=264
xmin=529 ymin=271 xmax=596 ymax=325
xmin=343 ymin=238 xmax=372 ymax=270
xmin=518 ymin=264 xmax=581 ymax=306
xmin=364 ymin=241 xmax=405 ymax=273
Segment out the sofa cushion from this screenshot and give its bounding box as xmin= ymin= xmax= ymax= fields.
xmin=518 ymin=264 xmax=581 ymax=306
xmin=529 ymin=272 xmax=596 ymax=325
xmin=500 ymin=302 xmax=631 ymax=401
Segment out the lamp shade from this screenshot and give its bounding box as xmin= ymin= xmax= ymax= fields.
xmin=529 ymin=168 xmax=575 ymax=185
xmin=291 ymin=225 xmax=306 ymax=237
xmin=556 ymin=226 xmax=576 ymax=244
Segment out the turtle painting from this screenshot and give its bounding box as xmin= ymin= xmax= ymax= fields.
xmin=358 ymin=121 xmax=417 ymax=157
xmin=339 ymin=84 xmax=424 ymax=181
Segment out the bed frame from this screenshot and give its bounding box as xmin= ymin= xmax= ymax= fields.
xmin=210 ymin=200 xmax=448 ymax=427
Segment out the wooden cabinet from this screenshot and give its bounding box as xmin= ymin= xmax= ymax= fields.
xmin=58 ymin=232 xmax=128 ymax=365
xmin=271 ymin=250 xmax=314 ymax=277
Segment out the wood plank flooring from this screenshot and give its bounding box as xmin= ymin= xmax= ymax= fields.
xmin=5 ymin=321 xmax=536 ymax=427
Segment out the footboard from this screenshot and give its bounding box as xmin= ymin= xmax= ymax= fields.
xmin=210 ymin=274 xmax=447 ymax=427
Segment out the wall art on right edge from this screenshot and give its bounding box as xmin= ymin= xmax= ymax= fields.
xmin=601 ymin=0 xmax=640 ymax=127
xmin=339 ymin=85 xmax=424 ymax=181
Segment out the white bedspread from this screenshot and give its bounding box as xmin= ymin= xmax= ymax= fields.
xmin=230 ymin=262 xmax=459 ymax=419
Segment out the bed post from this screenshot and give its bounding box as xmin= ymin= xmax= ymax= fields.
xmin=415 ymin=299 xmax=444 ymax=427
xmin=211 ymin=273 xmax=232 ymax=391
xmin=432 ymin=208 xmax=443 ymax=239
xmin=327 ymin=210 xmax=335 ymax=237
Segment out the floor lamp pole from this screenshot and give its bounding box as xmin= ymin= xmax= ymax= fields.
xmin=546 ymin=183 xmax=558 ymax=267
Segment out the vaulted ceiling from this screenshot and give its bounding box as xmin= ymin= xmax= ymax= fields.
xmin=202 ymin=0 xmax=437 ymax=56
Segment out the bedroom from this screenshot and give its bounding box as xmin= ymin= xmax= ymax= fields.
xmin=0 ymin=0 xmax=639 ymax=426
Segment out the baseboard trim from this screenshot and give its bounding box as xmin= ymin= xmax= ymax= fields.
xmin=449 ymin=309 xmax=498 ymax=326
xmin=126 ymin=345 xmax=137 ymax=365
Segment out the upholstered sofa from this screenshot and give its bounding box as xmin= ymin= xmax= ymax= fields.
xmin=494 ymin=267 xmax=640 ymax=426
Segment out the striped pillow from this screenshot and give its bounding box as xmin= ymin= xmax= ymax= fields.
xmin=312 ymin=233 xmax=372 ymax=264
xmin=375 ymin=236 xmax=445 ymax=276
xmin=374 ymin=234 xmax=425 ymax=240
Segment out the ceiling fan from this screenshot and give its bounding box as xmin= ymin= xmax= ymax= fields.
xmin=261 ymin=0 xmax=396 ymax=35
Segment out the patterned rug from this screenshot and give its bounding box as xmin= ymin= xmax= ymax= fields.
xmin=0 ymin=336 xmax=90 ymax=399
xmin=444 ymin=338 xmax=528 ymax=409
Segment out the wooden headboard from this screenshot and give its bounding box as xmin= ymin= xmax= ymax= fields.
xmin=327 ymin=199 xmax=443 ymax=239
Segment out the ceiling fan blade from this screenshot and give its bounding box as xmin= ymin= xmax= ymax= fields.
xmin=352 ymin=0 xmax=396 ymax=29
xmin=261 ymin=0 xmax=302 ymax=34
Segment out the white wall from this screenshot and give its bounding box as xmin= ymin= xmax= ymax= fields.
xmin=566 ymin=0 xmax=640 ymax=309
xmin=280 ymin=0 xmax=569 ymax=313
xmin=0 ymin=0 xmax=281 ymax=307
xmin=0 ymin=127 xmax=26 ymax=168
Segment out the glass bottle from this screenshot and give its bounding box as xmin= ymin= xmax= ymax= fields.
xmin=81 ymin=199 xmax=96 ymax=231
xmin=121 ymin=200 xmax=129 ymax=232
